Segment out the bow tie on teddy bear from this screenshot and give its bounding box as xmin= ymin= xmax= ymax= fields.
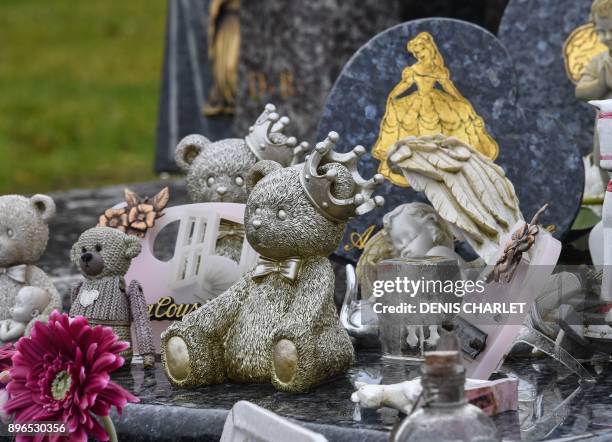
xmin=252 ymin=256 xmax=302 ymax=283
xmin=0 ymin=265 xmax=27 ymax=284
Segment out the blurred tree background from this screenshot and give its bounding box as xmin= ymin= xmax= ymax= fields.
xmin=0 ymin=0 xmax=166 ymax=194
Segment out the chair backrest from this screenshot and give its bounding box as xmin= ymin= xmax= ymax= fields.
xmin=124 ymin=202 xmax=258 ymax=351
xmin=220 ymin=401 xmax=327 ymax=442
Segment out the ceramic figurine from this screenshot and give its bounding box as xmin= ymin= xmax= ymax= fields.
xmin=0 ymin=194 xmax=61 ymax=339
xmin=69 ymin=227 xmax=155 ymax=368
xmin=387 ymin=134 xmax=523 ymax=262
xmin=345 ymin=202 xmax=468 ymax=348
xmin=589 ymin=99 xmax=612 ymax=311
xmin=351 ymin=377 xmax=517 ymax=417
xmin=356 ymin=202 xmax=471 ymax=294
xmin=0 ymin=287 xmax=50 ymax=342
xmin=575 ymin=0 xmax=612 ymax=189
xmin=161 ymin=131 xmax=384 ymax=393
xmin=342 ymin=132 xmax=523 ymax=346
xmin=175 ymin=103 xmax=309 ymax=262
xmin=340 ymin=134 xmax=560 ymax=378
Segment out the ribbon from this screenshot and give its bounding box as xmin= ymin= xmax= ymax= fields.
xmin=0 ymin=265 xmax=27 ymax=284
xmin=599 ymin=112 xmax=612 ymax=119
xmin=252 ymin=256 xmax=302 ymax=283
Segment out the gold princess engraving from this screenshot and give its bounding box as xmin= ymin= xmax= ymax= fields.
xmin=373 ymin=32 xmax=499 ymax=187
xmin=564 ymin=23 xmax=607 ymax=83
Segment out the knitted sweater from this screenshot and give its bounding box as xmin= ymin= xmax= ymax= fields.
xmin=70 ymin=276 xmax=154 ymax=356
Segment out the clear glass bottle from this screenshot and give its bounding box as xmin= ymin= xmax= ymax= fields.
xmin=392 ymin=350 xmax=501 ymax=442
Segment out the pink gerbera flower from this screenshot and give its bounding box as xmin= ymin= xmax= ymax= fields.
xmin=0 ymin=342 xmax=16 ymax=376
xmin=4 ymin=311 xmax=139 ymax=442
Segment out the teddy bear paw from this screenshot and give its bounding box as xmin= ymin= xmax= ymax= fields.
xmin=272 ymin=339 xmax=298 ymax=384
xmin=164 ymin=336 xmax=192 ymax=382
xmin=161 ymin=327 xmax=226 ymax=387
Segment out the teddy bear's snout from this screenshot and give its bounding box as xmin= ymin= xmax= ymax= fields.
xmin=80 ymin=252 xmax=105 ymax=277
xmin=216 ymin=186 xmax=228 ymax=196
xmin=251 ymin=218 xmax=262 ymax=229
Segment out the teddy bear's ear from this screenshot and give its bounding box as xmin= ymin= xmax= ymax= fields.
xmin=30 ymin=194 xmax=56 ymax=222
xmin=246 ymin=161 xmax=283 ymax=193
xmin=70 ymin=242 xmax=81 ymax=265
xmin=124 ymin=235 xmax=142 ymax=260
xmin=175 ymin=134 xmax=210 ymax=171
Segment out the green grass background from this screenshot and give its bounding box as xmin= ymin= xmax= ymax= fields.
xmin=0 ymin=0 xmax=167 ymax=194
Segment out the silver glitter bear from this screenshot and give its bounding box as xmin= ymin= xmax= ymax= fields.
xmin=161 ymin=132 xmax=384 ymax=393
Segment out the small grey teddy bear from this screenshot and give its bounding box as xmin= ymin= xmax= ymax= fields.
xmin=161 ymin=151 xmax=374 ymax=392
xmin=175 ymin=104 xmax=306 ymax=263
xmin=0 ymin=194 xmax=61 ymax=338
xmin=69 ymin=227 xmax=155 ymax=368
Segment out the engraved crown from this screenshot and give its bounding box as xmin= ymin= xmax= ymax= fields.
xmin=300 ymin=131 xmax=385 ymax=223
xmin=245 ymin=104 xmax=310 ymax=166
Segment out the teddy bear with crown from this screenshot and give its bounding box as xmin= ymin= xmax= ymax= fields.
xmin=161 ymin=127 xmax=384 ymax=393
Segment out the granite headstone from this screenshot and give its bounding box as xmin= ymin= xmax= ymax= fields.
xmin=498 ymin=0 xmax=594 ymax=157
xmin=155 ymin=0 xmax=235 ymax=172
xmin=233 ymin=0 xmax=402 ymax=147
xmin=317 ymin=18 xmax=584 ymax=262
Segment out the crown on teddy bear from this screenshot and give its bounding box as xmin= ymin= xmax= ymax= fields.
xmin=300 ymin=131 xmax=385 ymax=223
xmin=245 ymin=104 xmax=310 ymax=167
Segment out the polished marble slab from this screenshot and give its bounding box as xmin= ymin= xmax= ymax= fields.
xmin=106 ymin=350 xmax=612 ymax=442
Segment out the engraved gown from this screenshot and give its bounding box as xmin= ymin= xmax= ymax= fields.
xmin=373 ymin=63 xmax=499 ymax=186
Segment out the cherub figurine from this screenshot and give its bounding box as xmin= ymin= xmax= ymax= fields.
xmin=575 ymin=0 xmax=612 ymax=187
xmin=387 ymin=134 xmax=522 ymax=262
xmin=356 ymin=202 xmax=481 ymax=297
xmin=357 ymin=203 xmax=455 ymax=292
xmin=384 ymin=203 xmax=461 ymax=260
xmin=0 ymin=287 xmax=50 ymax=342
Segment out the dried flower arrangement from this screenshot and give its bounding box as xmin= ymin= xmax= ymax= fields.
xmin=98 ymin=187 xmax=170 ymax=238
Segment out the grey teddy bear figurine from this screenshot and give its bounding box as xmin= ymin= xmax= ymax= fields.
xmin=69 ymin=227 xmax=155 ymax=368
xmin=0 ymin=194 xmax=61 ymax=339
xmin=161 ymin=132 xmax=384 ymax=393
xmin=175 ymin=103 xmax=309 ymax=263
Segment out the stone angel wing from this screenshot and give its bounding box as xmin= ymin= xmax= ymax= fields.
xmin=387 ymin=134 xmax=523 ymax=261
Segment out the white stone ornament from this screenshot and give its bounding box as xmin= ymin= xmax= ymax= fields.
xmin=78 ymin=289 xmax=99 ymax=307
xmin=387 ymin=134 xmax=523 ymax=262
xmin=589 ymin=100 xmax=612 ymax=325
xmin=590 ymin=100 xmax=612 ymax=170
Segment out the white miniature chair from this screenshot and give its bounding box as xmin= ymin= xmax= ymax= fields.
xmin=220 ymin=401 xmax=327 ymax=442
xmin=124 ymin=202 xmax=258 ymax=351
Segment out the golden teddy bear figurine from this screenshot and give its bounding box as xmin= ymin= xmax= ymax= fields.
xmin=161 ymin=132 xmax=384 ymax=392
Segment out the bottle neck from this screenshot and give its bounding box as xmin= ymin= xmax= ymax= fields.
xmin=421 ymin=371 xmax=466 ymax=407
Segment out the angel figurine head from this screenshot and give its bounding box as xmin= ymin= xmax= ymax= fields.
xmin=592 ymin=0 xmax=612 ymax=50
xmin=383 ymin=202 xmax=454 ymax=258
